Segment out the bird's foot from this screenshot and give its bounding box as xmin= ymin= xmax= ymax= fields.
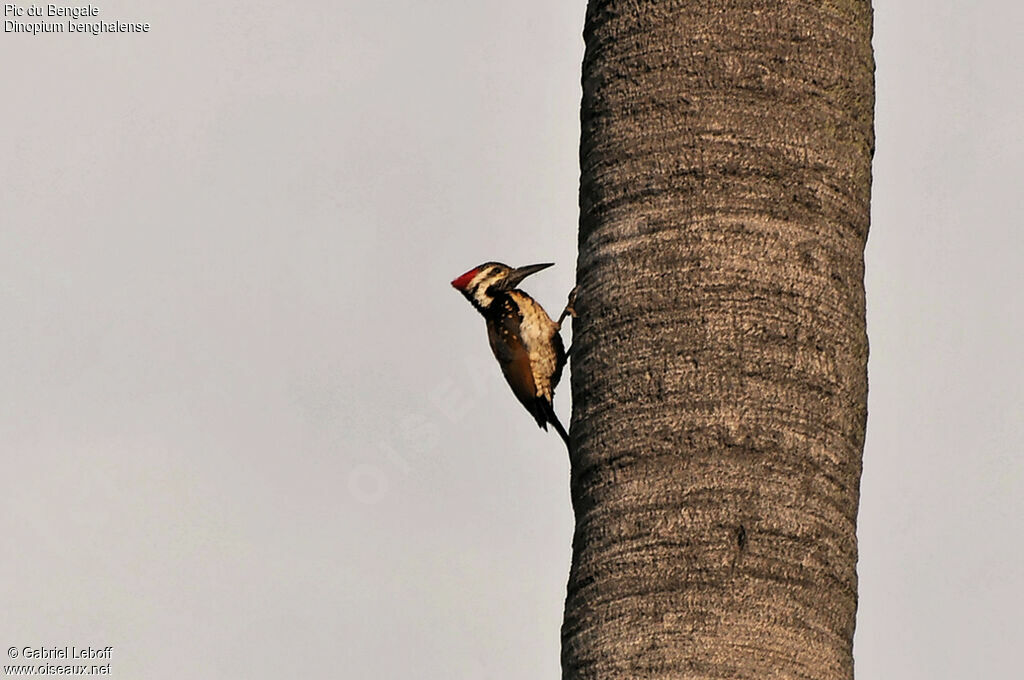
xmin=557 ymin=285 xmax=579 ymax=327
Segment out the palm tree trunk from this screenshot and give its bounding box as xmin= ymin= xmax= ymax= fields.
xmin=563 ymin=2 xmax=874 ymax=678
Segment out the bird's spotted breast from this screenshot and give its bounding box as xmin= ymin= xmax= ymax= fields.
xmin=507 ymin=290 xmax=562 ymax=400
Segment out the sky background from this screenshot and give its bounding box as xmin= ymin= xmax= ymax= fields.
xmin=1 ymin=1 xmax=1021 ymax=678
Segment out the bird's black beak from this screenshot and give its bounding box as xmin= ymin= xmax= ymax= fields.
xmin=505 ymin=262 xmax=554 ymax=289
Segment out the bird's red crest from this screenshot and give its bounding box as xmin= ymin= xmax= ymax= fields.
xmin=450 ymin=268 xmax=479 ymax=291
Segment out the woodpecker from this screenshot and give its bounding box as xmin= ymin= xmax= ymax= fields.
xmin=451 ymin=262 xmax=576 ymax=448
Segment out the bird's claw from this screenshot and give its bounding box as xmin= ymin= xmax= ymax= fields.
xmin=565 ymin=285 xmax=579 ymax=318
xmin=557 ymin=285 xmax=579 ymax=327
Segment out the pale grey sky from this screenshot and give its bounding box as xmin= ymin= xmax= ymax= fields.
xmin=1 ymin=2 xmax=1020 ymax=678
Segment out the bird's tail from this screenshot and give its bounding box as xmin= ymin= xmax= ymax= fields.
xmin=542 ymin=401 xmax=571 ymax=450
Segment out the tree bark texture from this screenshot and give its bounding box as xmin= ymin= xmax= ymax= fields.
xmin=563 ymin=2 xmax=873 ymax=679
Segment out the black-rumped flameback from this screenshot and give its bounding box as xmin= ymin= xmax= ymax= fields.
xmin=450 ymin=262 xmax=574 ymax=448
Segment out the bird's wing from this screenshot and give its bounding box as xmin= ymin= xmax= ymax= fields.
xmin=487 ymin=313 xmax=548 ymax=429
